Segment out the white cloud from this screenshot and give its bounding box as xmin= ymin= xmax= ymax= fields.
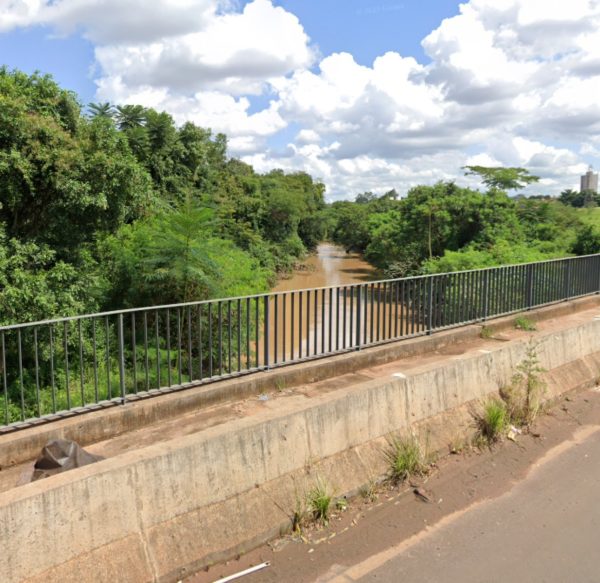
xmin=2 ymin=0 xmax=600 ymax=197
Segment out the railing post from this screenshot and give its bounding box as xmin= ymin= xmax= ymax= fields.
xmin=482 ymin=269 xmax=489 ymax=321
xmin=356 ymin=285 xmax=362 ymax=350
xmin=427 ymin=277 xmax=434 ymax=335
xmin=564 ymin=259 xmax=572 ymax=301
xmin=117 ymin=314 xmax=126 ymax=404
xmin=263 ymin=295 xmax=270 ymax=369
xmin=526 ymin=263 xmax=534 ymax=310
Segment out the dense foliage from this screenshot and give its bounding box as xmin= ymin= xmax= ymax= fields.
xmin=328 ymin=177 xmax=597 ymax=277
xmin=0 ymin=68 xmax=327 ymax=324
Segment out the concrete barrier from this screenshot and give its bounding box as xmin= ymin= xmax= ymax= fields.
xmin=1 ymin=304 xmax=600 ymax=582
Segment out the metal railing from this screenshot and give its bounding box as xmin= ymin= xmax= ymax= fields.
xmin=1 ymin=253 xmax=599 ymax=430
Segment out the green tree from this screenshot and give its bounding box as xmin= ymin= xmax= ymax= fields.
xmin=571 ymin=225 xmax=600 ymax=256
xmin=463 ymin=166 xmax=540 ymax=191
xmin=115 ymin=104 xmax=146 ymax=130
xmin=87 ymin=102 xmax=114 ymax=120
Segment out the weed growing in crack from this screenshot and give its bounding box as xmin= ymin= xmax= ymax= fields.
xmin=480 ymin=326 xmax=494 ymax=339
xmin=359 ymin=479 xmax=378 ymax=502
xmin=514 ymin=316 xmax=536 ymax=332
xmin=308 ymin=477 xmax=332 ymax=525
xmin=475 ymin=398 xmax=509 ymax=445
xmin=501 ymin=339 xmax=546 ymax=427
xmin=384 ymin=433 xmax=428 ymax=484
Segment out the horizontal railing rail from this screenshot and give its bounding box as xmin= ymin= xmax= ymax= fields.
xmin=1 ymin=253 xmax=599 ymax=430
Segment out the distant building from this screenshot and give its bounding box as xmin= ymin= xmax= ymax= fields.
xmin=581 ymin=167 xmax=599 ymax=193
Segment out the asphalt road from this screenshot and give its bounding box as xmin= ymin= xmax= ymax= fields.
xmin=327 ymin=425 xmax=600 ymax=583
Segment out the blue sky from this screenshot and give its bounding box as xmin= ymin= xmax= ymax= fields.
xmin=1 ymin=0 xmax=598 ymax=198
xmin=1 ymin=1 xmax=462 ymax=104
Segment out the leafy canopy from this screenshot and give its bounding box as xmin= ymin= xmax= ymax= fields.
xmin=463 ymin=166 xmax=540 ymax=191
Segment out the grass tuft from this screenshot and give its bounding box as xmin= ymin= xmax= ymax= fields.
xmin=514 ymin=316 xmax=536 ymax=331
xmin=307 ymin=477 xmax=332 ymax=525
xmin=480 ymin=326 xmax=494 ymax=339
xmin=475 ymin=398 xmax=509 ymax=444
xmin=384 ymin=433 xmax=428 ymax=483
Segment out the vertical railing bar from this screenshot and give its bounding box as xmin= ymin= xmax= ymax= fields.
xmin=329 ymin=288 xmax=333 ymax=352
xmin=342 ymin=287 xmax=347 ymax=349
xmin=427 ymin=277 xmax=434 ymax=334
xmin=228 ymin=300 xmax=232 ymax=374
xmin=356 ymin=285 xmax=362 ymax=349
xmin=291 ymin=292 xmax=295 ymax=361
xmin=188 ymin=306 xmax=193 ymax=380
xmin=394 ymin=281 xmax=399 ymax=337
xmin=246 ymin=298 xmax=250 ymax=370
xmin=177 ymin=308 xmax=182 ymax=385
xmin=198 ymin=305 xmax=204 ymax=380
xmin=155 ymin=311 xmax=161 ymax=390
xmin=388 ymin=281 xmax=393 ymax=338
xmin=335 ymin=287 xmax=340 ymax=351
xmin=400 ymin=281 xmax=405 ymax=336
xmin=34 ymin=327 xmax=41 ymax=417
xmin=382 ymin=281 xmax=387 ymax=338
xmin=92 ymin=319 xmax=99 ymax=402
xmin=274 ymin=295 xmax=278 ymax=365
xmin=166 ymin=309 xmax=172 ymax=387
xmin=313 ymin=288 xmax=318 ymax=355
xmin=78 ymin=320 xmax=85 ymax=406
xmin=104 ymin=316 xmax=112 ymax=401
xmin=369 ymin=283 xmax=375 ymax=344
xmin=237 ymin=299 xmax=242 ymax=372
xmin=306 ymin=290 xmax=311 ymax=357
xmin=349 ymin=286 xmax=354 ymax=347
xmin=117 ymin=313 xmax=126 ymax=403
xmin=298 ymin=291 xmax=303 ymax=359
xmin=410 ymin=280 xmax=416 ymax=335
xmin=282 ymin=294 xmax=286 ymax=364
xmin=1 ymin=332 xmax=8 ymax=425
xmin=64 ymin=322 xmax=70 ymax=411
xmin=17 ymin=329 xmax=24 ymax=420
xmin=264 ymin=296 xmax=270 ymax=368
xmin=376 ymin=283 xmax=381 ymax=342
xmin=255 ymin=297 xmax=259 ymax=368
xmin=321 ymin=288 xmax=326 ymax=353
xmin=363 ymin=283 xmax=368 ymax=343
xmin=49 ymin=326 xmax=56 ymax=412
xmin=143 ymin=313 xmax=149 ymax=391
xmin=131 ymin=313 xmax=137 ymax=394
xmin=218 ymin=302 xmax=223 ymax=376
xmin=208 ymin=303 xmax=214 ymax=377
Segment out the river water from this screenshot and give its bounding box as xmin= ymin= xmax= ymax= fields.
xmin=273 ymin=243 xmax=375 ymax=293
xmin=264 ymin=243 xmax=377 ymax=363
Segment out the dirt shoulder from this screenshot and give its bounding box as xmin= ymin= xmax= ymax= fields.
xmin=187 ymin=384 xmax=600 ymax=583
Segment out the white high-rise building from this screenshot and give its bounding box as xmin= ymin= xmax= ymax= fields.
xmin=581 ymin=167 xmax=599 ymax=193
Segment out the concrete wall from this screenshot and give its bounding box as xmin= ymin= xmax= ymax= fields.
xmin=2 ymin=308 xmax=600 ymax=582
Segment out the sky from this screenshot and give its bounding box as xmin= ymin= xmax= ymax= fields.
xmin=1 ymin=0 xmax=599 ymax=200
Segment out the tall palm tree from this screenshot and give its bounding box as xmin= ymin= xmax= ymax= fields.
xmin=115 ymin=104 xmax=146 ymax=131
xmin=87 ymin=102 xmax=114 ymax=119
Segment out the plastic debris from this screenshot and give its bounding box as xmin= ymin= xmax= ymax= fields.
xmin=31 ymin=439 xmax=104 ymax=482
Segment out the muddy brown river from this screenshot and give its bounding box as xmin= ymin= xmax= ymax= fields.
xmin=264 ymin=243 xmax=380 ymax=363
xmin=272 ymin=243 xmax=375 ymax=293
